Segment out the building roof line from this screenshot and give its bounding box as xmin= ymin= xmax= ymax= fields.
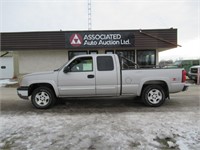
xmin=139 ymin=29 xmax=181 ymax=47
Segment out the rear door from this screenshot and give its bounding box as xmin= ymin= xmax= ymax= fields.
xmin=58 ymin=56 xmax=95 ymax=96
xmin=95 ymin=55 xmax=119 ymax=96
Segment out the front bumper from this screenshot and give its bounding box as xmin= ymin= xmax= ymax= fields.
xmin=188 ymin=73 xmax=197 ymax=80
xmin=17 ymin=86 xmax=29 ymax=100
xmin=182 ymin=84 xmax=189 ymax=92
xmin=191 ymin=75 xmax=197 ymax=80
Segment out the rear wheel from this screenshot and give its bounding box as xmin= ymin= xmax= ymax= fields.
xmin=142 ymin=85 xmax=166 ymax=107
xmin=31 ymin=87 xmax=56 ymax=109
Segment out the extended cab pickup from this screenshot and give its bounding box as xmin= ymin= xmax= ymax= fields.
xmin=17 ymin=54 xmax=189 ymax=109
xmin=188 ymin=65 xmax=200 ymax=82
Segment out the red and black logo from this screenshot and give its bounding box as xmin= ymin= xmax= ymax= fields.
xmin=69 ymin=34 xmax=83 ymax=47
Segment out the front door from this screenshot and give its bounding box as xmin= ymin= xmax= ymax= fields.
xmin=58 ymin=56 xmax=95 ymax=96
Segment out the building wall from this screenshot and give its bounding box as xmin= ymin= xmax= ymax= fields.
xmin=17 ymin=49 xmax=159 ymax=75
xmin=17 ymin=49 xmax=108 ymax=75
xmin=156 ymin=51 xmax=159 ymax=66
xmin=13 ymin=52 xmax=19 ymax=77
xmin=18 ymin=50 xmax=68 ymax=74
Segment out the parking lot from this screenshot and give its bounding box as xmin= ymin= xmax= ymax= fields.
xmin=0 ymin=84 xmax=200 ymax=150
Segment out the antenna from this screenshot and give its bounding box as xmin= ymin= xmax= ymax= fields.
xmin=88 ymin=0 xmax=92 ymax=30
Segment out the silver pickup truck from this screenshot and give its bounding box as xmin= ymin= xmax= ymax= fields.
xmin=17 ymin=54 xmax=188 ymax=109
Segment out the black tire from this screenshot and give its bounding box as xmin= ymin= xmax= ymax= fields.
xmin=31 ymin=87 xmax=56 ymax=109
xmin=142 ymin=85 xmax=166 ymax=107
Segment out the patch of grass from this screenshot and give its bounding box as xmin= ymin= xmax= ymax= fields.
xmin=154 ymin=136 xmax=179 ymax=150
xmin=129 ymin=141 xmax=141 ymax=147
xmin=1 ymin=140 xmax=12 ymax=150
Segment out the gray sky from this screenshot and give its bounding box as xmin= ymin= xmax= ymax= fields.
xmin=1 ymin=0 xmax=199 ymax=60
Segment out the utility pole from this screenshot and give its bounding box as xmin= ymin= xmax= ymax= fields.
xmin=88 ymin=0 xmax=92 ymax=30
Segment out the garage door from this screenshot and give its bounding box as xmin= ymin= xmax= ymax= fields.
xmin=0 ymin=57 xmax=14 ymax=79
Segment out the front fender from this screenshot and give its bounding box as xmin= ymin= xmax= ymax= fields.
xmin=28 ymin=80 xmax=59 ymax=97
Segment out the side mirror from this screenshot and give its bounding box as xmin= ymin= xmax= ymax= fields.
xmin=63 ymin=66 xmax=70 ymax=73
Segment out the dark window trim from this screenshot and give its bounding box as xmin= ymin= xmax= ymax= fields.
xmin=89 ymin=50 xmax=98 ymax=54
xmin=115 ymin=49 xmax=135 ymax=52
xmin=105 ymin=50 xmax=114 ymax=54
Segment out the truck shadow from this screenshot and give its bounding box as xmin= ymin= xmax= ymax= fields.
xmin=48 ymin=96 xmax=198 ymax=114
xmin=51 ymin=96 xmax=145 ymax=113
xmin=56 ymin=96 xmax=143 ymax=107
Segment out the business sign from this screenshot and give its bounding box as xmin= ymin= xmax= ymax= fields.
xmin=65 ymin=31 xmax=135 ymax=49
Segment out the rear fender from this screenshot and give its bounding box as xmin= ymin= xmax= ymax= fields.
xmin=137 ymin=79 xmax=170 ymax=97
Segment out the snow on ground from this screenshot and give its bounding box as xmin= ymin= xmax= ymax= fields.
xmin=0 ymin=84 xmax=199 ymax=149
xmin=0 ymin=79 xmax=18 ymax=87
xmin=0 ymin=110 xmax=199 ymax=150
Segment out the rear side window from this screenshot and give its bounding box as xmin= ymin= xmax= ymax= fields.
xmin=97 ymin=56 xmax=114 ymax=71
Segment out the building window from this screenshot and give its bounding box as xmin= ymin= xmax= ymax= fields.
xmin=68 ymin=51 xmax=88 ymax=60
xmin=115 ymin=50 xmax=135 ymax=62
xmin=137 ymin=50 xmax=156 ymax=68
xmin=68 ymin=57 xmax=93 ymax=72
xmin=89 ymin=51 xmax=98 ymax=55
xmin=105 ymin=50 xmax=114 ymax=54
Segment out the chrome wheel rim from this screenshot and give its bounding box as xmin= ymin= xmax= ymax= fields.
xmin=35 ymin=91 xmax=50 ymax=106
xmin=147 ymin=89 xmax=162 ymax=104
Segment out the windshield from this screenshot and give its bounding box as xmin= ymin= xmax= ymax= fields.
xmin=54 ymin=61 xmax=69 ymax=72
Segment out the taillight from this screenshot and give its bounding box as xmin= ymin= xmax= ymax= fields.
xmin=182 ymin=70 xmax=187 ymax=82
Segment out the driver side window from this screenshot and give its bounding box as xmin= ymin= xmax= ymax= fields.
xmin=68 ymin=57 xmax=93 ymax=72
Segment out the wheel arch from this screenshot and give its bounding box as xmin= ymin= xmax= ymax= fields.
xmin=28 ymin=83 xmax=57 ymax=97
xmin=140 ymin=80 xmax=169 ymax=98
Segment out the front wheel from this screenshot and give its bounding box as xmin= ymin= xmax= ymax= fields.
xmin=31 ymin=87 xmax=56 ymax=109
xmin=142 ymin=85 xmax=166 ymax=107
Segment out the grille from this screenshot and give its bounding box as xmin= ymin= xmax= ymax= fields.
xmin=191 ymin=68 xmax=198 ymax=73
